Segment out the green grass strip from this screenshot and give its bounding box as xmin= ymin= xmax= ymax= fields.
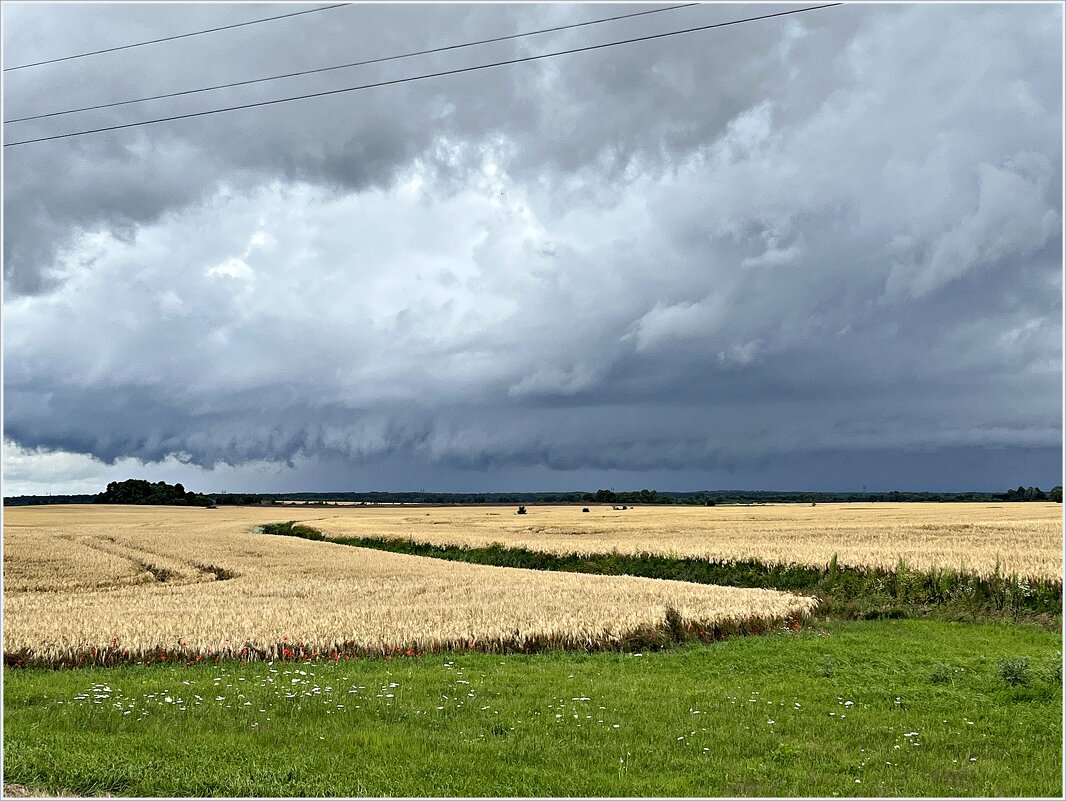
xmin=261 ymin=522 xmax=1063 ymax=623
xmin=4 ymin=620 xmax=1061 ymax=797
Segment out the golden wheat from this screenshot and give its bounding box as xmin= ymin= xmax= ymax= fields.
xmin=2 ymin=530 xmax=152 ymax=593
xmin=2 ymin=506 xmax=815 ymax=665
xmin=301 ymin=502 xmax=1064 ymax=580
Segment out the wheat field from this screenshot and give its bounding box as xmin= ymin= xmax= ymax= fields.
xmin=299 ymin=502 xmax=1064 ymax=580
xmin=2 ymin=505 xmax=815 ymax=666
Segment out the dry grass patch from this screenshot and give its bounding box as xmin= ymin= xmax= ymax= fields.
xmin=3 ymin=506 xmax=814 ymax=666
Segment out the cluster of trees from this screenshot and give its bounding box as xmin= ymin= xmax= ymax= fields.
xmin=999 ymin=485 xmax=1062 ymax=502
xmin=93 ymin=480 xmax=214 ymax=507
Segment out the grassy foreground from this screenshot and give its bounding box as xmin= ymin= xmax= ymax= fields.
xmin=4 ymin=620 xmax=1062 ymax=797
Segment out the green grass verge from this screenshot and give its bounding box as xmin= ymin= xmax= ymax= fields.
xmin=4 ymin=620 xmax=1061 ymax=797
xmin=260 ymin=522 xmax=1063 ymax=622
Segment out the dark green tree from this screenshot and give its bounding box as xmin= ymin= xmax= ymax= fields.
xmin=94 ymin=479 xmax=213 ymax=507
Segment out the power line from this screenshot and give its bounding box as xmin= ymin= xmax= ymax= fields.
xmin=4 ymin=4 xmax=843 ymax=149
xmin=6 ymin=4 xmax=699 ymax=124
xmin=3 ymin=4 xmax=351 ymax=72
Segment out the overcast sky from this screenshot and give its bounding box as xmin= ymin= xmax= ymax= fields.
xmin=2 ymin=2 xmax=1062 ymax=496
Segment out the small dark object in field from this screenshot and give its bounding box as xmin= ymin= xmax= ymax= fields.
xmin=582 ymin=507 xmax=590 ymax=513
xmin=516 ymin=506 xmax=527 ymax=515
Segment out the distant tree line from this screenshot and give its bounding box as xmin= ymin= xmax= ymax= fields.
xmin=3 ymin=494 xmax=95 ymax=506
xmin=577 ymin=487 xmax=1064 ymax=505
xmin=212 ymin=493 xmax=270 ymax=506
xmin=92 ymin=479 xmax=214 ymax=507
xmin=204 ymin=486 xmax=1066 ymax=506
xmin=1001 ymin=485 xmax=1062 ymax=502
xmin=5 ymin=483 xmax=1062 ymax=507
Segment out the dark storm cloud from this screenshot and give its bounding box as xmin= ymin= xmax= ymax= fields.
xmin=2 ymin=2 xmax=1062 ymax=491
xmin=2 ymin=2 xmax=853 ymax=290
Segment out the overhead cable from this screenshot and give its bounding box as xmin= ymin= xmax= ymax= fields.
xmin=4 ymin=4 xmax=843 ymax=149
xmin=6 ymin=3 xmax=698 ymax=124
xmin=4 ymin=3 xmax=351 ymax=72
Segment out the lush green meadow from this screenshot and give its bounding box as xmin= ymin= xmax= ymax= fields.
xmin=4 ymin=619 xmax=1061 ymax=797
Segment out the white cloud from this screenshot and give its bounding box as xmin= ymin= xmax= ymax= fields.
xmin=206 ymin=257 xmax=254 ymax=281
xmin=2 ymin=439 xmax=288 ymax=496
xmin=742 ymin=244 xmax=801 ymax=269
xmin=718 ymin=340 xmax=763 ymax=366
xmin=885 ymin=157 xmax=1059 ymax=299
xmin=628 ymin=295 xmax=729 ymax=352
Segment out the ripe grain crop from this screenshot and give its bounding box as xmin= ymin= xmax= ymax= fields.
xmin=300 ymin=502 xmax=1063 ymax=581
xmin=2 ymin=506 xmax=815 ymax=667
xmin=2 ymin=528 xmax=152 ymax=593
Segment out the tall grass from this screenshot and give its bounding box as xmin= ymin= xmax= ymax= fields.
xmin=295 ymin=501 xmax=1064 ymax=581
xmin=280 ymin=528 xmax=1061 ymax=620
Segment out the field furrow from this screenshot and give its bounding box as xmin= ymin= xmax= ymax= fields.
xmin=2 ymin=506 xmax=815 ymax=666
